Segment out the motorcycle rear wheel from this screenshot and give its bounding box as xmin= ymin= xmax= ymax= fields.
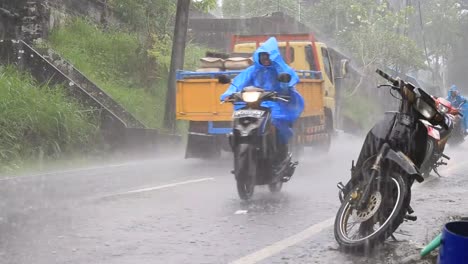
xmin=334 ymin=173 xmax=407 ymax=252
xmin=268 ymin=181 xmax=283 ymax=193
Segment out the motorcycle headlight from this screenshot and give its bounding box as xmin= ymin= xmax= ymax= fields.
xmin=415 ymin=98 xmax=437 ymax=119
xmin=242 ymin=91 xmax=261 ymax=103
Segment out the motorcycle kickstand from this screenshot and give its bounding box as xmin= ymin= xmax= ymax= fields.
xmin=390 ymin=234 xmax=398 ymax=242
xmin=433 ymin=167 xmax=443 ymax=177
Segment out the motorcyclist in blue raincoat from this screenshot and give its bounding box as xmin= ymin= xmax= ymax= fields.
xmin=221 ymin=37 xmax=305 ymax=164
xmin=446 ymin=84 xmax=468 ymax=133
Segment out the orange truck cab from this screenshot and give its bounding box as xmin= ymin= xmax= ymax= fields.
xmin=176 ymin=33 xmax=346 ymax=159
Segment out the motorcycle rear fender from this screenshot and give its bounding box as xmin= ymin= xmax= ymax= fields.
xmin=384 ymin=149 xmax=424 ymax=183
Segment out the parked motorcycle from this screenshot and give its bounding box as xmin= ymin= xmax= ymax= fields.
xmin=218 ymin=74 xmax=298 ymax=200
xmin=334 ymin=69 xmax=450 ymax=251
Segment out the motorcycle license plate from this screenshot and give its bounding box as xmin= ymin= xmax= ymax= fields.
xmin=233 ymin=110 xmax=265 ymax=118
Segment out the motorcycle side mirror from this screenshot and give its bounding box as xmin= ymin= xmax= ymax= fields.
xmin=278 ymin=73 xmax=291 ymax=83
xmin=218 ymin=75 xmax=231 ymax=84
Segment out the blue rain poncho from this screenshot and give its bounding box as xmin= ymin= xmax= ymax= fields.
xmin=220 ymin=37 xmax=305 ymax=144
xmin=446 ymin=84 xmax=468 ymax=130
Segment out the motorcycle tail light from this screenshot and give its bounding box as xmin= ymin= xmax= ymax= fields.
xmin=437 ymin=104 xmax=449 ymax=114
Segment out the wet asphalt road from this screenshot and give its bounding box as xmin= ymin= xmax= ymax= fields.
xmin=1 ymin=133 xmax=467 ymax=264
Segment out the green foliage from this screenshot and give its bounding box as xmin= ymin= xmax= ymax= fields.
xmin=109 ymin=0 xmax=176 ymax=35
xmin=147 ymin=36 xmax=208 ymax=72
xmin=419 ymin=0 xmax=466 ymax=65
xmin=109 ymin=0 xmax=217 ymax=34
xmin=192 ymin=0 xmax=218 ymax=12
xmin=342 ymin=94 xmax=381 ymax=131
xmin=0 ymin=66 xmax=99 ymax=172
xmin=307 ymin=0 xmax=425 ymax=72
xmin=48 ymin=18 xmax=208 ymax=129
xmin=48 ymin=18 xmax=145 ymax=86
xmin=108 ymin=0 xmax=217 ymax=74
xmin=47 ymin=18 xmax=164 ymax=128
xmin=184 ymin=42 xmax=208 ymax=70
xmin=222 ymin=0 xmax=299 ymax=18
xmin=147 ymin=33 xmax=173 ymax=73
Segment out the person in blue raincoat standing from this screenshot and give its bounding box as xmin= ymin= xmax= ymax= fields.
xmin=446 ymin=84 xmax=468 ymax=134
xmin=221 ymin=37 xmax=305 ymax=164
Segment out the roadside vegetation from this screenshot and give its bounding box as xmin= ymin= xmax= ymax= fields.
xmin=0 ymin=66 xmax=99 ymax=173
xmin=46 ymin=18 xmax=207 ymax=129
xmin=1 ymin=1 xmax=216 ymax=174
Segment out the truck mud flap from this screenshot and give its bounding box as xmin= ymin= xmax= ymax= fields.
xmin=185 ymin=133 xmax=221 ymax=159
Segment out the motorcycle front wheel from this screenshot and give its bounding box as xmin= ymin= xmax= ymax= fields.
xmin=334 ymin=173 xmax=408 ymax=252
xmin=235 ymin=143 xmax=256 ymax=200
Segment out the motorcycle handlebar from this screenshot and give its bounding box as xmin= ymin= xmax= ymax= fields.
xmin=221 ymin=92 xmax=290 ymax=104
xmin=274 ymin=96 xmax=289 ymax=102
xmin=376 ymin=69 xmax=399 ymax=86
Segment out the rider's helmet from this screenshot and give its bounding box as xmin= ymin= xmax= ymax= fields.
xmin=449 ymin=85 xmax=459 ymax=98
xmin=259 ymin=52 xmax=271 ymax=66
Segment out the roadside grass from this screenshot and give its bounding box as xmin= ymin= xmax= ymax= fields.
xmin=0 ymin=66 xmax=99 ymax=173
xmin=46 ymin=18 xmax=206 ymax=130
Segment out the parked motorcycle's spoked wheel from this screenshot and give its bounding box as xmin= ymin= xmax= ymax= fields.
xmin=334 ymin=174 xmax=407 ymax=252
xmin=235 ymin=144 xmax=256 ymax=200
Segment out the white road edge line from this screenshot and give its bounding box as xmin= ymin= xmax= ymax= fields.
xmin=126 ymin=177 xmax=215 ymax=194
xmin=105 ymin=177 xmax=215 ymax=197
xmin=229 ymin=217 xmax=334 ymax=264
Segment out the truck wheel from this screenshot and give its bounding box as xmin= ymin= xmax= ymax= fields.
xmin=185 ymin=134 xmax=221 ymax=159
xmin=291 ymin=139 xmax=304 ymax=160
xmin=317 ymin=133 xmax=331 ymax=152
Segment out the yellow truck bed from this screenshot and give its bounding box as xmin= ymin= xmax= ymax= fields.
xmin=176 ymin=75 xmax=325 ymax=121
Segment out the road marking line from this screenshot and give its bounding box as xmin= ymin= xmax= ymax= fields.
xmin=229 ymin=217 xmax=334 ymax=264
xmin=104 ymin=177 xmax=215 ymax=198
xmin=125 ymin=178 xmax=215 ymax=194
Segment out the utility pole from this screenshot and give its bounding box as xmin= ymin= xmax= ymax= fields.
xmin=164 ymin=0 xmax=191 ymax=133
xmin=298 ymin=0 xmax=301 ymax=22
